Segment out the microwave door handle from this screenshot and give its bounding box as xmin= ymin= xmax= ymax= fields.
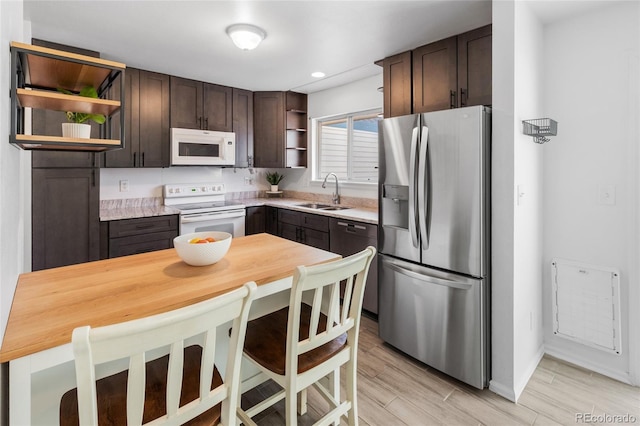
xmin=418 ymin=125 xmax=429 ymax=249
xmin=408 ymin=126 xmax=419 ymax=248
xmin=181 ymin=211 xmax=246 ymax=223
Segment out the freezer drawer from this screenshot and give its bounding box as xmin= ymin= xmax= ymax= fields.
xmin=378 ymin=254 xmax=489 ymax=388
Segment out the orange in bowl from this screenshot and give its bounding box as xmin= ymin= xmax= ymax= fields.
xmin=173 ymin=231 xmax=232 ymax=266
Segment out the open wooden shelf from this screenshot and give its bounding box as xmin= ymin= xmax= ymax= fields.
xmin=10 ymin=41 xmax=126 ymax=152
xmin=11 ymin=41 xmax=125 ymax=92
xmin=13 ymin=134 xmax=121 ymax=151
xmin=17 ymin=89 xmax=121 ymax=115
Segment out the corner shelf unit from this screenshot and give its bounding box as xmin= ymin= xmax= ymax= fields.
xmin=9 ymin=41 xmax=126 ymax=152
xmin=285 ymin=92 xmax=308 ymax=168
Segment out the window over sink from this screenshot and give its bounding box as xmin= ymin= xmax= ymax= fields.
xmin=313 ymin=108 xmax=381 ymax=184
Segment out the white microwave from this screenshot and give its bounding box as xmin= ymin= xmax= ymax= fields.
xmin=170 ymin=128 xmax=236 ymax=166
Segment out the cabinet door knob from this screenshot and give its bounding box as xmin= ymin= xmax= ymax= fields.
xmin=133 ymin=152 xmax=137 ymax=167
xmin=460 ymin=88 xmax=467 ymax=107
xmin=450 ymin=90 xmax=457 ymax=109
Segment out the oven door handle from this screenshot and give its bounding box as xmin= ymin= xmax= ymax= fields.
xmin=181 ymin=210 xmax=246 ymax=223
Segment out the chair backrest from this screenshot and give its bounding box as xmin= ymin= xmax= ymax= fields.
xmin=72 ymin=282 xmax=256 ymax=426
xmin=285 ymin=246 xmax=376 ymax=374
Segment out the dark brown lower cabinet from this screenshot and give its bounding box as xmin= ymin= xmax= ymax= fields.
xmin=32 ymin=168 xmax=100 ymax=270
xmin=266 ymin=206 xmax=279 ymax=235
xmin=245 ymin=206 xmax=266 ymax=235
xmin=102 ymin=215 xmax=178 ymax=259
xmin=278 ymin=209 xmax=329 ymax=251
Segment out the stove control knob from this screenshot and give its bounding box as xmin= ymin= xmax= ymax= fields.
xmin=176 ymin=188 xmax=182 ymax=193
xmin=201 ymin=187 xmax=207 ymax=192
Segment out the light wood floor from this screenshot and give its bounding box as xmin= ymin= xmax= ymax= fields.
xmin=241 ymin=315 xmax=640 ymax=425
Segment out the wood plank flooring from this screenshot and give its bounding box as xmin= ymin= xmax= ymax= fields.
xmin=241 ymin=315 xmax=640 ymax=425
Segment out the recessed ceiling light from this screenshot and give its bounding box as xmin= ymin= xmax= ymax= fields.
xmin=226 ymin=23 xmax=266 ymax=50
xmin=311 ymin=71 xmax=325 ymax=78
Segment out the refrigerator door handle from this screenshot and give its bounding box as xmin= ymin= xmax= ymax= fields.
xmin=384 ymin=258 xmax=473 ymax=290
xmin=408 ymin=126 xmax=419 ymax=248
xmin=417 ymin=126 xmax=430 ymax=249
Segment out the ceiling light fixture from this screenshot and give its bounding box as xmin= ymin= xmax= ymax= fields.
xmin=226 ymin=23 xmax=266 ymax=51
xmin=311 ymin=71 xmax=325 ymax=78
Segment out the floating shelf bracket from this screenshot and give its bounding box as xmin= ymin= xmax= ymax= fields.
xmin=522 ymin=118 xmax=558 ymax=144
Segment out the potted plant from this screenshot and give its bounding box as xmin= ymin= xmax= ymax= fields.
xmin=59 ymin=86 xmax=106 ymax=139
xmin=266 ymin=171 xmax=284 ymax=192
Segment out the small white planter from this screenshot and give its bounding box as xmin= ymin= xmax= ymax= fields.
xmin=62 ymin=123 xmax=91 ymax=139
xmin=270 ymin=185 xmax=279 ymax=192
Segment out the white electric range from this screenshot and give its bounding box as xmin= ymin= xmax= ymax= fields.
xmin=163 ymin=183 xmax=246 ymax=236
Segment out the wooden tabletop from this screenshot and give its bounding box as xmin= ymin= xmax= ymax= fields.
xmin=0 ymin=234 xmax=340 ymax=362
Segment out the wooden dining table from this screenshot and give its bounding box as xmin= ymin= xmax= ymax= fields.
xmin=0 ymin=233 xmax=340 ymax=425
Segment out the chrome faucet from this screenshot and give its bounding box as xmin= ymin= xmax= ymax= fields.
xmin=322 ymin=172 xmax=340 ymax=204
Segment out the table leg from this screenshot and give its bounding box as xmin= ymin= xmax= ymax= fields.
xmin=9 ymin=357 xmax=31 ymax=426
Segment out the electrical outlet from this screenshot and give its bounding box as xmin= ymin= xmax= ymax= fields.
xmin=119 ymin=180 xmax=129 ymax=192
xmin=244 ymin=176 xmax=254 ymax=185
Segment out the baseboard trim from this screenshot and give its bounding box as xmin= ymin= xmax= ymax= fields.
xmin=489 ymin=379 xmax=516 ymax=402
xmin=514 ymin=345 xmax=545 ymax=401
xmin=544 ymin=346 xmax=632 ymax=385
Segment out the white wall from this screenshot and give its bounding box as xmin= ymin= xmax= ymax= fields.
xmin=1 ymin=0 xmax=26 ymax=421
xmin=490 ymin=0 xmax=517 ymax=401
xmin=512 ymin=1 xmax=545 ymax=398
xmin=490 ymin=0 xmax=546 ymax=402
xmin=542 ymin=1 xmax=639 ymax=384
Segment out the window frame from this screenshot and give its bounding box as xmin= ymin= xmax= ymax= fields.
xmin=311 ymin=108 xmax=381 ymax=187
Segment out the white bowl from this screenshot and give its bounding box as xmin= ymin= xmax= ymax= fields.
xmin=173 ymin=231 xmax=232 ymax=266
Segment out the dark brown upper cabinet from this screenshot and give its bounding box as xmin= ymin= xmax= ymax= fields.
xmin=253 ymin=91 xmax=285 ymax=168
xmin=233 ymin=88 xmax=254 ymax=168
xmin=414 ymin=24 xmax=492 ymax=113
xmin=383 ymin=24 xmax=492 ymax=117
xmin=383 ymin=51 xmax=413 ymax=118
xmin=457 ymin=25 xmax=492 ymax=109
xmin=170 ymin=76 xmax=233 ymax=132
xmin=104 ymin=68 xmax=170 ymax=168
xmin=253 ymin=91 xmax=307 ymax=168
xmin=413 ymin=36 xmax=458 ymax=113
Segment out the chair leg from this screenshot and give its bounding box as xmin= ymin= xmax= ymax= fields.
xmin=330 ymin=368 xmax=340 ymax=426
xmin=346 ymin=359 xmax=358 ymax=426
xmin=285 ymin=386 xmax=298 ymax=426
xmin=297 ymin=389 xmax=307 ymax=415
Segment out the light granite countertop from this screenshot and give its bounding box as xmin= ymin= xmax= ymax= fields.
xmin=99 ymin=198 xmax=180 ymax=221
xmin=100 ymin=194 xmax=378 ymax=225
xmin=242 ymin=198 xmax=378 ymax=225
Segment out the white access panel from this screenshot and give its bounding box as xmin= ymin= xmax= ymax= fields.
xmin=551 ymin=258 xmax=621 ymax=355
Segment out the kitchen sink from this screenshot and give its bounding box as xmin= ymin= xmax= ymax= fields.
xmin=296 ymin=203 xmax=350 ymax=211
xmin=297 ymin=203 xmax=332 ymax=209
xmin=321 ymin=206 xmax=350 ymax=211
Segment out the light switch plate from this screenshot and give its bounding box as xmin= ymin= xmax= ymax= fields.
xmin=119 ymin=180 xmax=129 ymax=192
xmin=597 ymin=184 xmax=616 ymax=205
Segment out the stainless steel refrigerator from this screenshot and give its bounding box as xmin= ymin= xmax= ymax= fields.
xmin=378 ymin=105 xmax=490 ymax=389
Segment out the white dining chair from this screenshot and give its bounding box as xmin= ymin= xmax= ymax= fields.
xmin=239 ymin=246 xmax=376 ymax=426
xmin=60 ymin=282 xmax=256 ymax=426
